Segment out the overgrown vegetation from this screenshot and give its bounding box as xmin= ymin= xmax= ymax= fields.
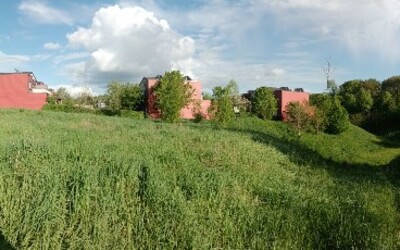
xmin=154 ymin=71 xmax=193 ymax=123
xmin=285 ymin=101 xmax=313 ymax=136
xmin=209 ymin=81 xmax=236 ymax=126
xmin=0 ymin=110 xmax=399 ymax=249
xmin=331 ymin=76 xmax=400 ymax=138
xmin=310 ymin=94 xmax=350 ymax=135
xmin=105 ymin=81 xmax=143 ymax=112
xmin=251 ymin=86 xmax=277 ymax=120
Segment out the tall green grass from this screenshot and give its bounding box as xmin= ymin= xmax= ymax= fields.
xmin=0 ymin=110 xmax=398 ymax=249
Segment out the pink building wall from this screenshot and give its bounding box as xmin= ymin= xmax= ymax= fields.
xmin=275 ymin=90 xmax=310 ymax=120
xmin=0 ymin=73 xmax=49 ymax=110
xmin=141 ymin=76 xmax=211 ymax=120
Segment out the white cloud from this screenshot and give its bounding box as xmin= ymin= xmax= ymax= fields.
xmin=0 ymin=35 xmax=10 ymax=42
xmin=53 ymin=0 xmax=400 ymax=93
xmin=270 ymin=68 xmax=285 ymax=77
xmin=66 ymin=5 xmax=195 ymax=86
xmin=53 ymin=52 xmax=89 ymax=65
xmin=43 ymin=42 xmax=62 ymax=50
xmin=0 ymin=51 xmax=30 ymax=71
xmin=18 ymin=0 xmax=73 ymax=25
xmin=262 ymin=0 xmax=400 ymax=60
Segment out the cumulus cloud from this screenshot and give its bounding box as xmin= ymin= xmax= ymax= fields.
xmin=66 ymin=5 xmax=196 ymax=87
xmin=18 ymin=0 xmax=73 ymax=25
xmin=43 ymin=42 xmax=62 ymax=50
xmin=51 ymin=0 xmax=400 ymax=93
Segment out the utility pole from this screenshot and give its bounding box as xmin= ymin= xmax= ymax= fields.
xmin=324 ymin=59 xmax=337 ymax=93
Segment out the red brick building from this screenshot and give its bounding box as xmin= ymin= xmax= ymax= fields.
xmin=274 ymin=88 xmax=310 ymax=120
xmin=0 ymin=72 xmax=51 ymax=110
xmin=140 ymin=75 xmax=211 ymax=119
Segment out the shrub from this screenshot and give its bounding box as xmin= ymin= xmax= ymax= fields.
xmin=251 ymin=86 xmax=277 ymax=120
xmin=324 ymin=96 xmax=350 ymax=134
xmin=106 ymin=81 xmax=144 ymax=112
xmin=309 ymin=106 xmax=327 ymax=134
xmin=43 ymin=104 xmax=102 ymax=116
xmin=154 ymin=71 xmax=193 ymax=123
xmin=209 ymin=85 xmax=235 ymax=127
xmin=191 ymin=100 xmax=205 ymax=123
xmin=285 ymin=101 xmax=313 ymax=136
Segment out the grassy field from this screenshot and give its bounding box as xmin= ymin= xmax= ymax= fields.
xmin=0 ymin=109 xmax=399 ymax=249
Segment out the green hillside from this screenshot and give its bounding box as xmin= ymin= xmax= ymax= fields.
xmin=0 ymin=109 xmax=399 ymax=249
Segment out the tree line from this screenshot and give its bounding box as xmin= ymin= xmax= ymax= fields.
xmin=44 ymin=71 xmax=400 ymax=138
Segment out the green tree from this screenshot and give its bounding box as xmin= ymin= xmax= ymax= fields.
xmin=106 ymin=81 xmax=143 ymax=112
xmin=310 ymin=93 xmax=330 ymax=108
xmin=357 ymin=88 xmax=373 ymax=113
xmin=338 ymin=79 xmax=376 ymax=114
xmin=377 ymin=90 xmax=397 ymax=113
xmin=285 ymin=101 xmax=311 ymax=136
xmin=338 ymin=80 xmax=362 ymax=113
xmin=153 ymin=71 xmax=193 ymax=123
xmin=309 ymin=106 xmax=327 ymax=134
xmin=210 ymin=84 xmax=235 ymax=126
xmin=47 ymin=87 xmax=73 ymax=105
xmin=251 ymin=86 xmax=277 ymax=120
xmin=202 ymin=91 xmax=213 ymax=100
xmin=363 ymin=78 xmax=380 ymax=97
xmin=382 ymin=75 xmax=400 ymax=97
xmin=324 ymin=96 xmax=350 ymax=134
xmin=381 ymin=76 xmax=400 ymax=111
xmin=107 ymin=81 xmax=123 ymax=111
xmin=75 ymin=88 xmax=95 ymax=106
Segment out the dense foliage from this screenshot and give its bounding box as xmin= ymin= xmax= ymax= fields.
xmin=324 ymin=96 xmax=350 ymax=134
xmin=154 ymin=71 xmax=193 ymax=123
xmin=209 ymin=82 xmax=236 ymax=126
xmin=0 ymin=110 xmax=398 ymax=249
xmin=310 ymin=94 xmax=350 ymax=135
xmin=106 ymin=81 xmax=143 ymax=112
xmin=251 ymin=86 xmax=277 ymax=120
xmin=46 ymin=87 xmax=73 ymax=105
xmin=333 ymin=76 xmax=400 ymax=138
xmin=285 ymin=101 xmax=311 ymax=136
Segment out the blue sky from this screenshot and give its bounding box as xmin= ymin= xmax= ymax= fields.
xmin=1 ymin=0 xmax=400 ymax=94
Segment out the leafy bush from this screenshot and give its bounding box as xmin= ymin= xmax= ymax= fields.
xmin=311 ymin=94 xmax=350 ymax=135
xmin=42 ymin=103 xmax=97 ymax=114
xmin=349 ymin=113 xmax=368 ymax=126
xmin=285 ymin=101 xmax=313 ymax=136
xmin=106 ymin=81 xmax=144 ymax=112
xmin=324 ymin=96 xmax=350 ymax=134
xmin=251 ymin=86 xmax=277 ymax=120
xmin=119 ymin=110 xmax=145 ymax=119
xmin=154 ymin=71 xmax=193 ymax=123
xmin=209 ymin=85 xmax=235 ymax=127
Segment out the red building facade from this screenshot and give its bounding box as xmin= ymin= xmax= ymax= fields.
xmin=0 ymin=72 xmax=51 ymax=110
xmin=274 ymin=89 xmax=310 ymax=120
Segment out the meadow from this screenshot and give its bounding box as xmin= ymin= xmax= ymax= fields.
xmin=0 ymin=109 xmax=399 ymax=249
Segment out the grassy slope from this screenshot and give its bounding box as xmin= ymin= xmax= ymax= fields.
xmin=0 ymin=110 xmax=398 ymax=249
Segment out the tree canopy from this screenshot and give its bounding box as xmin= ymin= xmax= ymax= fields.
xmin=106 ymin=81 xmax=143 ymax=112
xmin=210 ymin=82 xmax=237 ymax=126
xmin=154 ymin=71 xmax=193 ymax=123
xmin=251 ymin=86 xmax=277 ymax=120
